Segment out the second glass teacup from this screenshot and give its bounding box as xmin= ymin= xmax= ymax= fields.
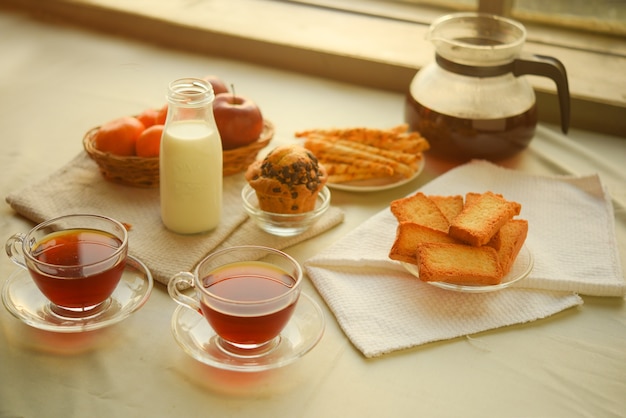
xmin=168 ymin=245 xmax=303 ymax=357
xmin=5 ymin=214 xmax=128 ymax=319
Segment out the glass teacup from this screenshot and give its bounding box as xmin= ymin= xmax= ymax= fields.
xmin=5 ymin=214 xmax=128 ymax=318
xmin=168 ymin=245 xmax=303 ymax=357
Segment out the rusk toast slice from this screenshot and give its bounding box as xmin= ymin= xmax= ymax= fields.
xmin=496 ymin=219 xmax=529 ymax=276
xmin=390 ymin=192 xmax=449 ymax=232
xmin=416 ymin=243 xmax=502 ymax=286
xmin=449 ymin=192 xmax=521 ymax=246
xmin=428 ymin=194 xmax=464 ymax=224
xmin=485 ymin=230 xmax=502 ymax=251
xmin=466 ymin=192 xmax=506 ymax=250
xmin=389 ymin=222 xmax=461 ymax=264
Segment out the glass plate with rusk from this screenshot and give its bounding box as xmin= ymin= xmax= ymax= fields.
xmin=327 ymin=157 xmax=425 ymax=192
xmin=401 ymin=245 xmax=534 ymax=293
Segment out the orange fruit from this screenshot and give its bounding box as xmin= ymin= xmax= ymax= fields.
xmin=94 ymin=116 xmax=145 ymax=156
xmin=155 ymin=104 xmax=168 ymax=125
xmin=136 ymin=124 xmax=164 ymax=158
xmin=136 ymin=108 xmax=160 ymax=128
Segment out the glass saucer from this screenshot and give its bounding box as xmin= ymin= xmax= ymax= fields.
xmin=171 ymin=292 xmax=325 ymax=372
xmin=402 ymin=245 xmax=534 ymax=293
xmin=1 ymin=255 xmax=153 ymax=333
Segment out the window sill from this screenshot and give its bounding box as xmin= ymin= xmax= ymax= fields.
xmin=4 ymin=0 xmax=625 ymax=137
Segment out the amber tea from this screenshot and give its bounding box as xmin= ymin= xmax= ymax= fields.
xmin=405 ymin=95 xmax=537 ymax=162
xmin=168 ymin=245 xmax=303 ymax=356
xmin=199 ymin=261 xmax=297 ymax=346
xmin=28 ymin=228 xmax=126 ymax=310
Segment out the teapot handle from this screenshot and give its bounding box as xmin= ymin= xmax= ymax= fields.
xmin=513 ymin=54 xmax=570 ymax=134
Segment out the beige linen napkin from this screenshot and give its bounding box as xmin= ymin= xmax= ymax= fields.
xmin=305 ymin=160 xmax=624 ymax=358
xmin=6 ymin=153 xmax=344 ymax=285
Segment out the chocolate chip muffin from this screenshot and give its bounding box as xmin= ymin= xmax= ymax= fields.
xmin=245 ymin=144 xmax=327 ymax=214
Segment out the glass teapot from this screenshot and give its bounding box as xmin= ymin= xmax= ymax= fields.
xmin=405 ymin=12 xmax=570 ymax=162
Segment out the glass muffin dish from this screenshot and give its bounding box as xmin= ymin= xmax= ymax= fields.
xmin=242 ymin=184 xmax=331 ymax=236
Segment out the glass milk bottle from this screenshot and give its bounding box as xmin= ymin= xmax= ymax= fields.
xmin=160 ymin=78 xmax=222 ymax=234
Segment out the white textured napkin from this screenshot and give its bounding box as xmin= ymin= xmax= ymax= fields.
xmin=6 ymin=153 xmax=344 ymax=285
xmin=305 ymin=160 xmax=624 ymax=357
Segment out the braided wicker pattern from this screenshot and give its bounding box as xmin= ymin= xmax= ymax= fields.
xmin=83 ymin=120 xmax=274 ymax=187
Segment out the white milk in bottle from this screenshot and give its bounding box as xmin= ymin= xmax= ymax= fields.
xmin=160 ymin=78 xmax=223 ymax=234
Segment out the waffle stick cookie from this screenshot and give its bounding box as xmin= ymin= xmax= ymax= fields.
xmin=298 ymin=125 xmax=428 ymax=183
xmin=296 ymin=124 xmax=430 ymax=154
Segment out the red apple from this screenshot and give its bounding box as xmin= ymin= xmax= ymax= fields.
xmin=202 ymin=75 xmax=229 ymax=95
xmin=213 ymin=92 xmax=264 ymax=150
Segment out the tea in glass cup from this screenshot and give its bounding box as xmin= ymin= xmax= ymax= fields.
xmin=5 ymin=214 xmax=128 ymax=318
xmin=168 ymin=245 xmax=303 ymax=357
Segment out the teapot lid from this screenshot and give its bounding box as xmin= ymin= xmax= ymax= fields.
xmin=427 ymin=12 xmax=526 ymax=66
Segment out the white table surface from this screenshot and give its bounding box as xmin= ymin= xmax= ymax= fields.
xmin=1 ymin=8 xmax=625 ymax=418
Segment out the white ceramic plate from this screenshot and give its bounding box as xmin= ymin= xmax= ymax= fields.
xmin=401 ymin=245 xmax=534 ymax=293
xmin=327 ymin=155 xmax=425 ymax=192
xmin=171 ymin=292 xmax=325 ymax=372
xmin=1 ymin=255 xmax=153 ymax=332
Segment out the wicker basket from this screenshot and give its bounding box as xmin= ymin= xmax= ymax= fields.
xmin=83 ymin=119 xmax=274 ymax=187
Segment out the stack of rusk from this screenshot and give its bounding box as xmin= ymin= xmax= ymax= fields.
xmin=296 ymin=124 xmax=429 ymax=183
xmin=389 ymin=191 xmax=528 ymax=286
